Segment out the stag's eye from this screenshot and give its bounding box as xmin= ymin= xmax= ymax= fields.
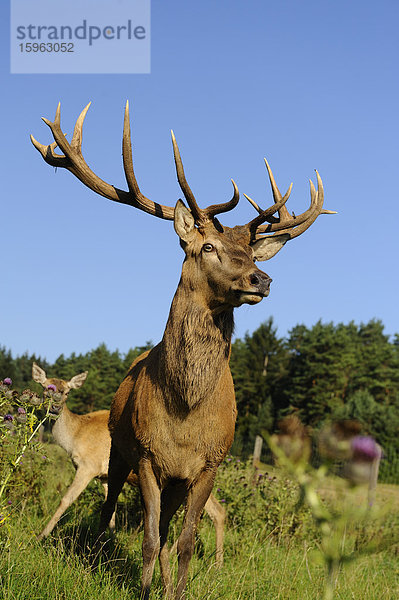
xmin=203 ymin=243 xmax=214 ymax=252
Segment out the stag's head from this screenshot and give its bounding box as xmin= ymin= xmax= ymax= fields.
xmin=31 ymin=102 xmax=335 ymax=312
xmin=173 ymin=201 xmax=274 ymax=309
xmin=32 ymin=362 xmax=87 ymax=413
xmin=169 ymin=129 xmax=335 ymax=310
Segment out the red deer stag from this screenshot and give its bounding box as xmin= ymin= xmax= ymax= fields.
xmin=31 ymin=101 xmax=335 ymax=599
xmin=33 ymin=362 xmax=226 ymax=563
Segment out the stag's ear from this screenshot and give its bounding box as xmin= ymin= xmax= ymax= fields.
xmin=69 ymin=371 xmax=88 ymax=389
xmin=174 ymin=200 xmax=196 ymax=243
xmin=251 ymin=234 xmax=290 ymax=261
xmin=32 ymin=362 xmax=47 ymax=384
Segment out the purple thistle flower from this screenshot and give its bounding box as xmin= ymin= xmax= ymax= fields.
xmin=3 ymin=414 xmax=13 ymax=422
xmin=220 ymin=499 xmax=226 ymax=503
xmin=351 ymin=436 xmax=380 ymax=462
xmin=3 ymin=378 xmax=12 ymax=386
xmin=16 ymin=406 xmax=27 ymax=423
xmin=47 ymin=384 xmax=57 ymax=392
xmin=7 ymin=500 xmax=12 ymax=505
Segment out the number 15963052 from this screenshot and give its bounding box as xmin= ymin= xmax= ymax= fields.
xmin=19 ymin=42 xmax=74 ymax=52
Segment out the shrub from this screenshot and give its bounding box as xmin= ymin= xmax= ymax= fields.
xmin=0 ymin=377 xmax=58 ymax=539
xmin=213 ymin=456 xmax=313 ymax=539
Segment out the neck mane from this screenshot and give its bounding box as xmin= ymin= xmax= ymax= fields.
xmin=160 ymin=279 xmax=234 ymax=412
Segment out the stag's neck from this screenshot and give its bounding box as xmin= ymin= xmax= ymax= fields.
xmin=52 ymin=404 xmax=80 ymax=455
xmin=160 ymin=281 xmax=234 ymax=412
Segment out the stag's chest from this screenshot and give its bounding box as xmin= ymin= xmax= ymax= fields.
xmin=133 ymin=371 xmax=237 ymax=481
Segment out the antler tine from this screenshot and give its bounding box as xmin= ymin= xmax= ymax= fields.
xmin=30 ymin=136 xmax=68 ymax=168
xmin=171 ymin=130 xmax=204 ymax=222
xmin=171 ymin=131 xmax=241 ymax=224
xmin=205 ymin=179 xmax=240 ymax=220
xmin=40 ymin=102 xmax=73 ymax=159
xmin=122 ymin=102 xmax=175 ymax=219
xmin=70 ymin=102 xmax=91 ymax=152
xmin=243 ymin=193 xmax=262 ymax=214
xmin=30 ymin=103 xmax=70 ymax=168
xmin=264 ymin=159 xmax=292 ymax=221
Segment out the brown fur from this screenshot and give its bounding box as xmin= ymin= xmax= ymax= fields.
xmin=32 ymin=102 xmax=333 ymax=600
xmin=33 ymin=363 xmax=225 ymax=560
xmin=98 ymin=217 xmax=273 ymax=600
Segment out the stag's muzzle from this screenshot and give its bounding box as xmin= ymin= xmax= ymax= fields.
xmin=250 ymin=270 xmax=272 ymax=297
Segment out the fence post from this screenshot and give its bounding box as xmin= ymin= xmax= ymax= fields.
xmin=368 ymin=443 xmax=382 ymax=506
xmin=253 ymin=435 xmax=263 ymax=468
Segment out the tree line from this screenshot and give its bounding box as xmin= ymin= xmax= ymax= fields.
xmin=1 ymin=318 xmax=398 ymax=480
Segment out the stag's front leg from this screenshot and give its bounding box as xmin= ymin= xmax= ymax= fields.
xmin=175 ymin=470 xmax=216 ymax=600
xmin=139 ymin=459 xmax=161 ymax=600
xmin=158 ymin=482 xmax=187 ymax=599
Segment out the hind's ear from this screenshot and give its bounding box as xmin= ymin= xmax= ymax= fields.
xmin=32 ymin=362 xmax=47 ymax=385
xmin=69 ymin=371 xmax=88 ymax=389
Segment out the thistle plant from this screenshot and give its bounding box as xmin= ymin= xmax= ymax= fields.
xmin=0 ymin=377 xmax=61 ymax=528
xmin=268 ymin=416 xmax=381 ymax=600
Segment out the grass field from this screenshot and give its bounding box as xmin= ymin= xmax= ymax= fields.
xmin=1 ymin=443 xmax=398 ymax=599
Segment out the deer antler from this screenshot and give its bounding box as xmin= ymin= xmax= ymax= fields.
xmin=171 ymin=131 xmax=239 ymax=226
xmin=30 ymin=102 xmax=175 ymax=219
xmin=31 ymin=102 xmax=240 ymax=225
xmin=243 ymin=159 xmax=336 ymax=240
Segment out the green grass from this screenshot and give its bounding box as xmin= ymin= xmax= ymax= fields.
xmin=1 ymin=514 xmax=398 ymax=599
xmin=0 ymin=444 xmax=398 ymax=599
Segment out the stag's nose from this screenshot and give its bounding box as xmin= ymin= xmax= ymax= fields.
xmin=249 ymin=271 xmax=272 ymax=295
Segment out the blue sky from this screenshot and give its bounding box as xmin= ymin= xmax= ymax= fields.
xmin=1 ymin=0 xmax=398 ymax=363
